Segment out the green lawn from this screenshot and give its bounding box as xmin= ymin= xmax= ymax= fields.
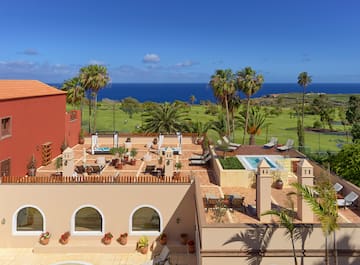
xmin=70 ymin=98 xmax=352 ymax=154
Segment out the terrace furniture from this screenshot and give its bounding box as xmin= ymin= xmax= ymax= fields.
xmin=222 ymin=136 xmax=241 ymax=148
xmin=189 ymin=154 xmax=211 ymax=166
xmin=189 ymin=150 xmax=210 ymax=160
xmin=74 ymin=165 xmax=86 ymax=174
xmin=277 ymin=139 xmax=294 ymax=151
xmin=232 ymin=195 xmax=246 ymax=213
xmin=337 ymin=191 xmax=359 ymax=209
xmin=263 ymin=137 xmax=278 ymax=148
xmin=144 ymin=165 xmax=156 ymax=174
xmin=205 ymin=193 xmax=220 ymax=211
xmin=216 ymin=140 xmax=238 ymax=152
xmin=86 ymin=165 xmax=104 ymax=175
xmin=334 ymin=182 xmax=344 ymax=193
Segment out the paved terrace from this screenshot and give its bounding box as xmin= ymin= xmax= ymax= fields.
xmin=35 ymin=137 xmax=360 ymax=224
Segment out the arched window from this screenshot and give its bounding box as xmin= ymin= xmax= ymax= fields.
xmin=72 ymin=206 xmax=103 ymax=236
xmin=13 ymin=205 xmax=44 ymax=235
xmin=131 ymin=206 xmax=161 ymax=235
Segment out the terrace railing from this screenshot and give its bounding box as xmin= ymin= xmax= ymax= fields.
xmin=1 ymin=175 xmax=191 ymax=184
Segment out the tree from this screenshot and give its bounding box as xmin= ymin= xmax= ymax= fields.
xmin=310 ymin=94 xmax=335 ymax=130
xmin=330 ymin=141 xmax=360 ymax=185
xmin=292 ymin=180 xmax=339 ymax=265
xmin=237 ymin=107 xmax=266 ymax=145
xmin=79 ymin=64 xmax=110 ymax=133
xmin=61 ymin=77 xmax=85 ymax=126
xmin=346 ymin=95 xmax=360 ymax=125
xmin=189 ymin=95 xmax=196 ymax=106
xmin=120 ymin=97 xmax=142 ymax=118
xmin=141 ymin=102 xmax=190 ymax=133
xmin=351 ymin=123 xmax=360 ymax=142
xmin=262 ymin=198 xmax=299 ymax=265
xmin=210 ymin=69 xmax=236 ymax=137
xmin=235 ymin=67 xmax=264 ymax=144
xmin=297 ymin=72 xmax=312 ymax=152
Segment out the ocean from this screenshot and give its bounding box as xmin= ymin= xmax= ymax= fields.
xmin=51 ymin=83 xmax=360 ymax=103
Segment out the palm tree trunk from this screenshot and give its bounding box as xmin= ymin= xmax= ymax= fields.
xmin=225 ymin=97 xmax=231 ymax=137
xmin=93 ymin=93 xmax=97 ymax=132
xmin=333 ymin=231 xmax=338 ymax=265
xmin=88 ymin=93 xmax=92 ymax=133
xmin=301 ymin=86 xmax=305 ymax=151
xmin=325 ymin=235 xmax=329 ymax=265
xmin=291 ymin=235 xmax=298 ymax=265
xmin=243 ymin=98 xmax=251 ymax=144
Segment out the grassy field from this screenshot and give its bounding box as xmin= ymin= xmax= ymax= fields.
xmin=70 ymin=94 xmax=355 ymax=154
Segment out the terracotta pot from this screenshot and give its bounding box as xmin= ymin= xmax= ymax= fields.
xmin=102 ymin=237 xmax=112 ymax=245
xmin=59 ymin=238 xmax=69 ymax=245
xmin=187 ymin=240 xmax=195 ymax=253
xmin=78 ymin=138 xmax=85 ymax=144
xmin=138 ymin=246 xmax=148 ymax=254
xmin=118 ymin=234 xmax=128 ymax=245
xmin=40 ymin=238 xmax=49 ymax=245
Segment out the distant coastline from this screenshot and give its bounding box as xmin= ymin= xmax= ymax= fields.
xmin=50 ymin=83 xmax=360 ymax=103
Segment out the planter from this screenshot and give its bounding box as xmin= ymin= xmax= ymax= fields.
xmin=102 ymin=237 xmax=112 ymax=245
xmin=78 ymin=138 xmax=85 ymax=144
xmin=187 ymin=240 xmax=195 ymax=253
xmin=116 ymin=163 xmax=123 ymax=169
xmin=130 ymin=159 xmax=136 ymax=166
xmin=180 ymin=233 xmax=188 ymax=245
xmin=274 ymin=179 xmax=283 ymax=190
xmin=117 ymin=233 xmax=128 ymax=245
xmin=138 ymin=246 xmax=148 ymax=254
xmin=40 ymin=238 xmax=49 ymax=245
xmin=59 ymin=238 xmax=69 ymax=245
xmin=28 ymin=168 xmax=36 ymax=177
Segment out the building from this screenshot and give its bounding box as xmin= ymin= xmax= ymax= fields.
xmin=0 ymin=80 xmax=80 ymax=176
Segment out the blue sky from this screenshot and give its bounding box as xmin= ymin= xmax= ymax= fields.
xmin=1 ymin=0 xmax=360 ymax=83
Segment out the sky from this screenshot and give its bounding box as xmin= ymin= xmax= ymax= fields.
xmin=1 ymin=0 xmax=360 ymax=83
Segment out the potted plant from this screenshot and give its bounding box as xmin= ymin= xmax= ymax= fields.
xmin=78 ymin=129 xmax=85 ymax=144
xmin=130 ymin=148 xmax=138 ymax=165
xmin=27 ymin=154 xmax=37 ymax=176
xmin=102 ymin=232 xmax=113 ymax=245
xmin=39 ymin=231 xmax=51 ymax=245
xmin=180 ymin=233 xmax=188 ymax=245
xmin=174 ymin=162 xmax=182 ymax=179
xmin=274 ymin=178 xmax=283 ymax=190
xmin=158 ymin=156 xmax=163 ymax=165
xmin=117 ymin=232 xmax=128 ymax=245
xmin=59 ymin=231 xmax=70 ymax=245
xmin=159 ymin=232 xmax=167 ymax=245
xmin=187 ymin=239 xmax=195 ymax=253
xmin=60 ymin=139 xmax=68 ymax=153
xmin=137 ymin=236 xmax=149 ymax=254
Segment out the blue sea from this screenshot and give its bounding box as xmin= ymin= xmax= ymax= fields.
xmin=52 ymin=83 xmax=360 ymax=103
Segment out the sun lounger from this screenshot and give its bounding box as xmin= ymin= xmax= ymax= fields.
xmin=189 ymin=154 xmax=211 ymax=165
xmin=222 ymin=136 xmax=241 ymax=148
xmin=337 ymin=191 xmax=359 ymax=208
xmin=144 ymin=165 xmax=156 ymax=174
xmin=264 ymin=137 xmax=278 ymax=148
xmin=189 ymin=150 xmax=210 ymax=160
xmin=216 ymin=140 xmax=238 ymax=152
xmin=277 ymin=139 xmax=294 ymax=151
xmin=333 ymin=182 xmax=344 ymax=193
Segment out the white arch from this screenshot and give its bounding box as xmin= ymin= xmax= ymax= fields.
xmin=12 ymin=204 xmax=46 ymax=236
xmin=71 ymin=204 xmax=104 ymax=236
xmin=129 ymin=204 xmax=163 ymax=236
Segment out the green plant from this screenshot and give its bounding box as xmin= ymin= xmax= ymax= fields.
xmin=219 ymin=157 xmax=244 ymax=169
xmin=40 ymin=231 xmax=51 ymax=240
xmin=61 ymin=139 xmax=68 ymax=152
xmin=55 ymin=157 xmax=62 ymax=170
xmin=137 ymin=236 xmax=149 ymax=248
xmin=104 ymin=232 xmax=113 ymax=240
xmin=110 ymin=146 xmax=126 ymax=157
xmin=27 ymin=154 xmax=36 ymax=169
xmin=175 ymin=162 xmax=182 ymax=170
xmin=130 ymin=148 xmax=138 ymax=158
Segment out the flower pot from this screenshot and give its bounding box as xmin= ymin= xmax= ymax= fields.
xmin=138 ymin=246 xmax=148 ymax=254
xmin=102 ymin=237 xmax=112 ymax=245
xmin=118 ymin=233 xmax=128 ymax=245
xmin=40 ymin=238 xmax=49 ymax=245
xmin=130 ymin=159 xmax=136 ymax=165
xmin=59 ymin=238 xmax=69 ymax=245
xmin=187 ymin=240 xmax=195 ymax=253
xmin=78 ymin=138 xmax=85 ymax=144
xmin=275 ymin=179 xmax=283 ymax=190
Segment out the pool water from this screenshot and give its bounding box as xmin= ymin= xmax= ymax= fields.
xmin=236 ymin=155 xmax=281 ymax=170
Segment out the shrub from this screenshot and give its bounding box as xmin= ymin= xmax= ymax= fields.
xmin=219 ymin=157 xmax=245 ymax=169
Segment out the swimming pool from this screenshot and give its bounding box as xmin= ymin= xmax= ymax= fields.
xmin=237 ymin=155 xmax=282 ymax=170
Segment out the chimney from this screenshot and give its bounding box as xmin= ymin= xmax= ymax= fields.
xmin=297 ymin=159 xmax=314 ymax=222
xmin=256 ymin=159 xmax=273 ymax=222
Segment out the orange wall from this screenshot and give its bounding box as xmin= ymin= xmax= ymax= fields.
xmin=64 ymin=110 xmax=81 ymax=147
xmin=0 ymin=95 xmax=66 ymax=176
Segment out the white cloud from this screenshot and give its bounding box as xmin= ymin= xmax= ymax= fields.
xmin=18 ymin=48 xmax=39 ymax=55
xmin=142 ymin=53 xmax=160 ymax=63
xmin=175 ymin=60 xmax=198 ymax=68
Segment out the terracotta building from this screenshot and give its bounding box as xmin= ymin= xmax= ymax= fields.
xmin=0 ymin=80 xmax=81 ymax=176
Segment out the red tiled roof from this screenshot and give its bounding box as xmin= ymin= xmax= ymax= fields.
xmin=0 ymin=80 xmax=66 ymax=100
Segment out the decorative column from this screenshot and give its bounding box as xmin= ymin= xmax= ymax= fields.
xmin=62 ymin=147 xmax=74 ymax=177
xmin=164 ymin=147 xmax=174 ymax=177
xmin=256 ymin=159 xmax=273 ymax=222
xmin=297 ymin=159 xmax=314 ymax=222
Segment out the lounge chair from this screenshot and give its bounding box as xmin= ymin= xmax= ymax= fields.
xmin=144 ymin=165 xmax=156 ymax=174
xmin=189 ymin=150 xmax=210 ymax=160
xmin=337 ymin=191 xmax=359 ymax=208
xmin=277 ymin=139 xmax=294 ymax=151
xmin=264 ymin=137 xmax=278 ymax=148
xmin=142 ymin=245 xmax=170 ymax=265
xmin=222 ymin=136 xmax=241 ymax=148
xmin=216 ymin=140 xmax=238 ymax=152
xmin=189 ymin=155 xmax=211 ymax=165
xmin=333 ymin=182 xmax=344 ymax=193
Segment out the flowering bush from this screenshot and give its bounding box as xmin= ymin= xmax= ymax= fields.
xmin=104 ymin=232 xmax=113 ymax=239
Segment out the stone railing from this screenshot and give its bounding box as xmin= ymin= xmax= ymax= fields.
xmin=1 ymin=175 xmax=191 ymax=184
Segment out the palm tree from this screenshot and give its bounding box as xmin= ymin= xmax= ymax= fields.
xmin=79 ymin=64 xmax=110 ymax=133
xmin=210 ymin=69 xmax=236 ymax=137
xmin=228 ymin=95 xmax=242 ymax=142
xmin=237 ymin=107 xmax=266 ymax=145
xmin=292 ymin=180 xmax=338 ymax=265
xmin=262 ymin=207 xmax=298 ymax=265
xmin=141 ymin=102 xmax=190 ymax=133
xmin=235 ymin=67 xmax=264 ymax=144
xmin=297 ymin=72 xmax=312 ymax=152
xmin=189 ymin=95 xmax=196 ymax=106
